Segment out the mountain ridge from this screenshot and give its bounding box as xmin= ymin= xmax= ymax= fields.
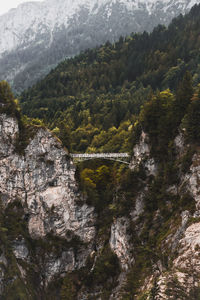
xmin=1 ymin=0 xmax=200 ymax=92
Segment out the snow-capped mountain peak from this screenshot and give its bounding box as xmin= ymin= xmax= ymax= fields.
xmin=0 ymin=0 xmax=200 ymax=92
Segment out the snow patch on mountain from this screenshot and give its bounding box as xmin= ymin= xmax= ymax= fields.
xmin=0 ymin=0 xmax=200 ymax=91
xmin=0 ymin=0 xmax=199 ymax=55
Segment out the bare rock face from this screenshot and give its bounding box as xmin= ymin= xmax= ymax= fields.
xmin=0 ymin=114 xmax=18 ymax=157
xmin=131 ymin=191 xmax=145 ymax=222
xmin=143 ymin=148 xmax=200 ymax=298
xmin=0 ymin=115 xmax=96 ymax=242
xmin=124 ymin=131 xmax=200 ymax=298
xmin=185 ymin=153 xmax=200 ymax=209
xmin=0 ymin=113 xmax=96 ymax=291
xmin=24 ymin=129 xmax=96 ymax=242
xmin=130 ymin=131 xmax=157 ymax=176
xmin=171 ymin=151 xmax=200 ymax=279
xmin=174 ymin=222 xmax=200 ymax=269
xmin=12 ymin=238 xmax=29 ymax=260
xmin=110 ymin=217 xmax=134 ymax=270
xmin=44 ymin=249 xmax=76 ymax=283
xmin=174 ymin=132 xmax=185 ymax=156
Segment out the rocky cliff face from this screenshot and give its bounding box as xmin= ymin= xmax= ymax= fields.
xmin=151 ymin=141 xmax=200 ymax=299
xmin=117 ymin=131 xmax=200 ymax=299
xmin=0 ymin=113 xmax=96 ymax=241
xmin=1 ymin=112 xmax=200 ymax=299
xmin=108 ymin=130 xmax=200 ymax=299
xmin=0 ymin=113 xmax=96 ymax=297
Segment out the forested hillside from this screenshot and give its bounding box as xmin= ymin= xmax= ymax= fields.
xmin=20 ymin=3 xmax=200 ymax=153
xmin=1 ymin=0 xmax=198 ymax=93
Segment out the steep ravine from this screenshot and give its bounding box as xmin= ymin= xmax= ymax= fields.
xmin=0 ymin=112 xmax=200 ymax=299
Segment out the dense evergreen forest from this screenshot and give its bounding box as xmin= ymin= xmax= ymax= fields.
xmin=20 ymin=4 xmax=200 ymax=154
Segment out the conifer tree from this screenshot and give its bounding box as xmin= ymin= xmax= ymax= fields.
xmin=175 ymin=71 xmax=193 ymax=122
xmin=183 ymin=85 xmax=200 ymax=143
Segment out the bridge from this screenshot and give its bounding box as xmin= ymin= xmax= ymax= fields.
xmin=70 ymin=153 xmax=130 ymax=164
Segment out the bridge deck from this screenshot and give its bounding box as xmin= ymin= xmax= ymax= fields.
xmin=70 ymin=153 xmax=130 ymax=158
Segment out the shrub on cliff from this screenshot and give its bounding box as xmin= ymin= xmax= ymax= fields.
xmin=0 ymin=81 xmax=20 ymax=118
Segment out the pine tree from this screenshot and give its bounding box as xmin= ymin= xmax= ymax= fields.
xmin=183 ymin=85 xmax=200 ymax=143
xmin=175 ymin=71 xmax=193 ymax=122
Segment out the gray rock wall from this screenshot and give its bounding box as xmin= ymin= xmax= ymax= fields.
xmin=0 ymin=113 xmax=96 ymax=294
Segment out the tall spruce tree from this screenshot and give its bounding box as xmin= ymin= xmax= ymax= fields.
xmin=175 ymin=71 xmax=193 ymax=122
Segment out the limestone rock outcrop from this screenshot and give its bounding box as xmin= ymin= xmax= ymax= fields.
xmin=130 ymin=131 xmax=157 ymax=176
xmin=110 ymin=217 xmax=134 ymax=270
xmin=0 ymin=113 xmax=96 ymax=294
xmin=0 ymin=114 xmax=96 ymax=242
xmin=140 ymin=134 xmax=200 ymax=299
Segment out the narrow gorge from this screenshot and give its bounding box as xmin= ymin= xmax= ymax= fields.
xmin=0 ymin=99 xmax=200 ymax=298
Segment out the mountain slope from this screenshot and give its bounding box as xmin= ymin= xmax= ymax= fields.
xmin=20 ymin=4 xmax=200 ymax=153
xmin=1 ymin=0 xmax=200 ymax=92
xmin=1 ymin=79 xmax=200 ymax=298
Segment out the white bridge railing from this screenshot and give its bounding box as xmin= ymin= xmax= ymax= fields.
xmin=71 ymin=153 xmax=129 ymax=158
xmin=70 ymin=153 xmax=130 ymax=164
